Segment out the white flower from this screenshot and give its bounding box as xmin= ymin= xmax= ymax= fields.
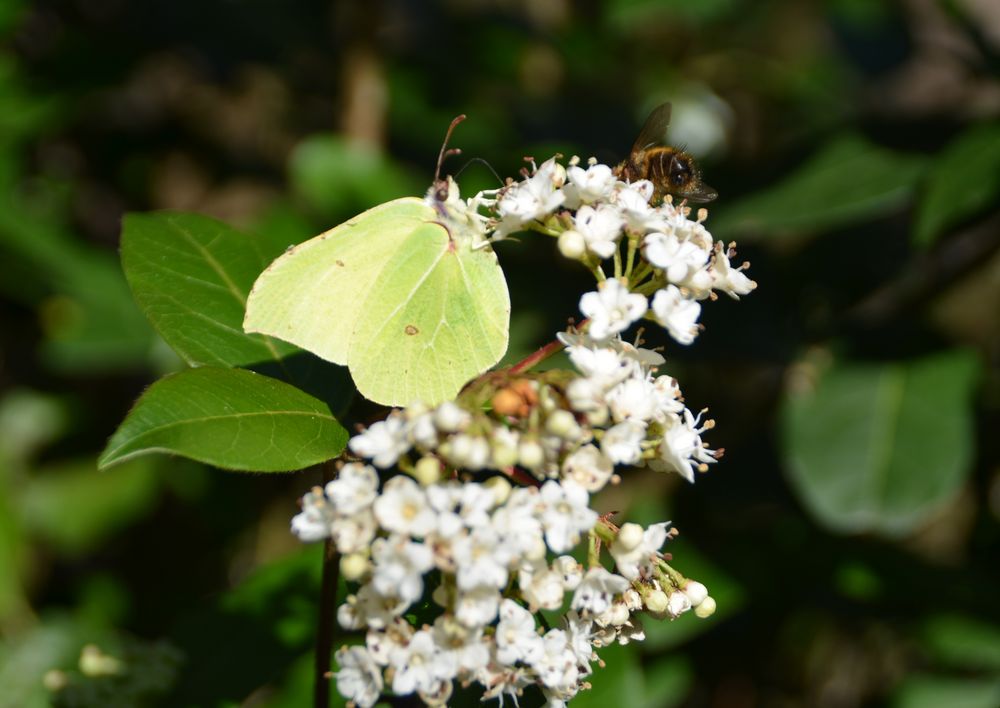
xmin=537 ymin=480 xmax=598 ymax=553
xmin=371 ymin=535 xmax=434 ymax=604
xmin=454 ymin=586 xmax=502 ymax=627
xmin=643 ymin=230 xmax=710 ymax=284
xmin=517 ymin=558 xmax=567 ymax=611
xmin=349 ymin=414 xmax=411 ymax=468
xmin=366 ymin=617 xmax=412 ymax=665
xmin=373 ymin=475 xmax=437 ymax=537
xmin=434 ymin=401 xmax=471 ymax=433
xmin=573 ymin=204 xmax=624 ymax=259
xmin=651 ymin=375 xmax=684 ymax=419
xmin=325 ymin=462 xmax=379 ymax=516
xmin=406 ymin=408 xmax=439 ymax=448
xmin=613 ymin=181 xmax=667 ymax=232
xmin=330 ymin=509 xmax=377 ymax=554
xmin=388 ymin=629 xmax=455 ymax=695
xmin=492 ymin=487 xmax=547 ymax=561
xmin=562 ymin=611 xmax=595 ymax=676
xmin=494 ymin=158 xmax=566 ymax=237
xmin=427 ymin=481 xmax=494 ymax=535
xmin=650 ymin=408 xmax=717 ymax=482
xmin=452 ymin=525 xmax=510 ymax=591
xmin=532 ymin=629 xmax=579 ymax=692
xmin=553 ymin=555 xmax=584 ymax=591
xmin=579 ymin=278 xmax=648 ymax=342
xmin=291 ymin=486 xmax=335 ymax=541
xmin=432 ymin=616 xmax=490 ymax=675
xmin=565 ymin=342 xmax=632 ymax=389
xmin=477 ymin=661 xmax=533 ymax=705
xmin=601 ymin=420 xmax=646 ymax=465
xmin=496 ymin=599 xmax=544 ymax=665
xmin=606 ymin=376 xmax=660 ymax=423
xmin=651 ymin=285 xmax=701 ymax=345
xmin=565 ymin=377 xmax=606 ymax=414
xmin=609 ymin=522 xmax=670 ymax=580
xmin=334 ymin=646 xmax=383 ymax=708
xmin=709 ymin=242 xmax=756 ymax=298
xmin=563 ymin=162 xmax=617 ymax=207
xmin=339 ymin=584 xmax=409 ymax=630
xmin=561 ymin=444 xmax=614 ymax=491
xmin=571 ymin=567 xmax=630 ymax=615
xmin=609 ymin=337 xmax=666 ymax=371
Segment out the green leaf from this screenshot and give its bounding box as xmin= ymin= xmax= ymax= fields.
xmin=913 ymin=123 xmax=1000 ymax=246
xmin=781 ymin=350 xmax=979 ymax=536
xmin=121 ymin=211 xmax=301 ymax=369
xmin=289 ymin=134 xmax=420 ymax=217
xmin=713 ymin=135 xmax=926 ymax=240
xmin=20 ymin=457 xmax=160 ymax=555
xmin=893 ymin=676 xmax=1000 ymax=708
xmin=921 ymin=615 xmax=1000 ymax=672
xmin=120 ymin=211 xmax=354 ymax=412
xmin=99 ymin=367 xmax=347 ymax=472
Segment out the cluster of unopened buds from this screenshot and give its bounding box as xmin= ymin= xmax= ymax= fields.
xmin=292 ymin=155 xmax=754 ymax=706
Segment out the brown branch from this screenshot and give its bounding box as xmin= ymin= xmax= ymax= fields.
xmin=314 ymin=461 xmax=341 ymax=708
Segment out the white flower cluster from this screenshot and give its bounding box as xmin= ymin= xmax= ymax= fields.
xmin=294 ymin=464 xmax=713 ymax=707
xmin=287 ymin=157 xmax=756 ymax=707
xmin=480 ymin=157 xmax=756 ymax=346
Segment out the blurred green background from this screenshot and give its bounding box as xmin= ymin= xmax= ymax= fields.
xmin=1 ymin=0 xmax=999 ymax=706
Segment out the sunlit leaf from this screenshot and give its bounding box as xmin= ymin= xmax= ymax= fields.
xmin=913 ymin=123 xmax=1000 ymax=246
xmin=99 ymin=367 xmax=347 ymax=472
xmin=781 ymin=350 xmax=979 ymax=536
xmin=713 ymin=135 xmax=926 ymax=240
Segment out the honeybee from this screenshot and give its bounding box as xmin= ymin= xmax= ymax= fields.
xmin=614 ymin=102 xmax=718 ymax=204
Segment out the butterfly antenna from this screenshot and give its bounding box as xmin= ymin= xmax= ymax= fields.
xmin=455 ymin=157 xmax=503 ymax=186
xmin=435 ymin=114 xmax=467 ymax=182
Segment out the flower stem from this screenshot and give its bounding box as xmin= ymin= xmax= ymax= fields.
xmin=314 ymin=460 xmax=341 ymax=708
xmin=508 ymin=326 xmax=585 ymax=375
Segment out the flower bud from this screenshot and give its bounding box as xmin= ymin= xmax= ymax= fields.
xmin=694 ymin=596 xmax=716 ymax=618
xmin=667 ymin=591 xmax=692 ymax=617
xmin=683 ymin=581 xmax=708 ymax=607
xmin=558 ymin=230 xmax=586 ymax=260
xmin=492 ymin=388 xmax=525 ymax=417
xmin=339 ymin=552 xmax=370 ymax=581
xmin=585 ymin=406 xmax=610 ymax=428
xmin=413 ymin=455 xmax=444 ymax=486
xmin=545 ymin=409 xmax=580 ymax=438
xmin=518 ymin=438 xmax=545 ymax=470
xmin=616 ymin=522 xmax=644 ymax=551
xmin=448 ymin=433 xmax=490 ymax=470
xmin=491 ymin=439 xmax=519 ymax=469
xmin=644 ymin=588 xmax=669 ymax=614
xmin=483 ymin=475 xmax=512 ymax=506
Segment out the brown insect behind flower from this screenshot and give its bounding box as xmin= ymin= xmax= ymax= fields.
xmin=613 ymin=102 xmax=718 ymax=204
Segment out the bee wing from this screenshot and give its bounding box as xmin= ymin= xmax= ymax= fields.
xmin=631 ymin=103 xmax=672 ymax=154
xmin=679 ymin=182 xmax=718 ymax=204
